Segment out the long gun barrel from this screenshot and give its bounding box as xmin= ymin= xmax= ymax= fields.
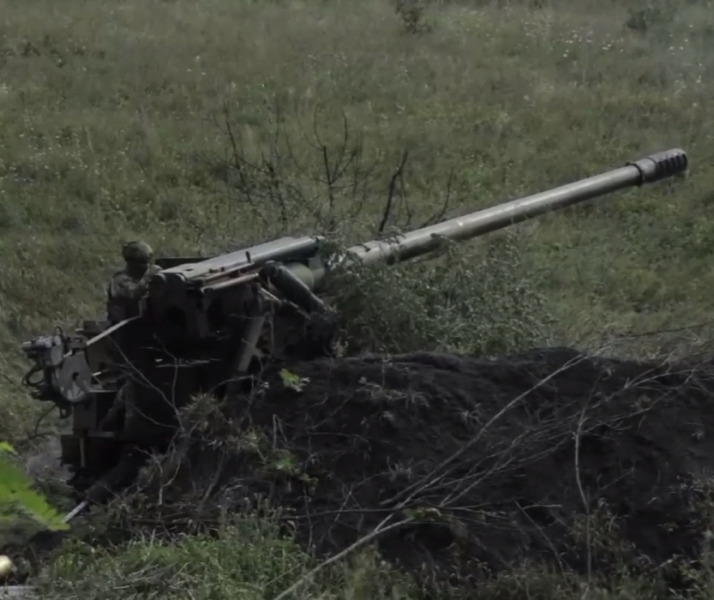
xmin=345 ymin=148 xmax=687 ymax=267
xmin=16 ymin=146 xmax=689 ymax=501
xmin=143 ymin=148 xmax=687 ymax=338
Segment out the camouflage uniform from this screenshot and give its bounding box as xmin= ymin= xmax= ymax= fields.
xmin=103 ymin=241 xmax=159 ymax=431
xmin=102 ymin=241 xmax=152 ymax=423
xmin=106 ymin=241 xmax=161 ymax=324
xmin=89 ymin=242 xmax=159 ymax=503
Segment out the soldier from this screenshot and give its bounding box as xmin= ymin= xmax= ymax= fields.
xmin=101 ymin=241 xmax=161 ymax=431
xmin=87 ymin=242 xmax=161 ymax=504
xmin=106 ymin=241 xmax=161 ymax=324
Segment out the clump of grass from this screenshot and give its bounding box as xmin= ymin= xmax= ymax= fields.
xmin=36 ymin=516 xmax=420 ymax=600
xmin=33 ymin=508 xmax=714 ymax=600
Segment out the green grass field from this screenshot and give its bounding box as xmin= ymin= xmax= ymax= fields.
xmin=2 ymin=0 xmax=714 ymax=597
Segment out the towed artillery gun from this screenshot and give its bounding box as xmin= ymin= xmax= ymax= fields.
xmin=20 ymin=148 xmax=688 ymax=499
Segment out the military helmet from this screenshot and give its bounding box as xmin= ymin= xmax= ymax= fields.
xmin=122 ymin=241 xmax=154 ymax=264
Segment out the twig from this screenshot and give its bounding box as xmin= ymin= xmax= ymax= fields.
xmin=574 ymin=397 xmax=592 ymax=590
xmin=378 ymin=150 xmax=409 ymax=235
xmin=380 ymin=350 xmax=594 ymax=509
xmin=269 ymin=516 xmax=413 ymax=600
xmin=419 ymin=167 xmax=454 ymax=228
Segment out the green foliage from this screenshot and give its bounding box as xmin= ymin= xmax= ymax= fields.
xmin=279 ymin=369 xmax=310 ymax=392
xmin=328 ymin=232 xmax=551 ymax=356
xmin=32 ymin=511 xmax=703 ymax=600
xmin=37 ymin=516 xmax=419 ymax=600
xmin=0 ymin=442 xmax=69 ymax=532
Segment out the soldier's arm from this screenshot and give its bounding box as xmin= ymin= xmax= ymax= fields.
xmin=108 ymin=273 xmax=151 ymax=300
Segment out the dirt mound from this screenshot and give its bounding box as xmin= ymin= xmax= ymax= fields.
xmin=107 ymin=348 xmax=714 ymax=580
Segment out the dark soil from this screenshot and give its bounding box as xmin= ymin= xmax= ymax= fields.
xmin=110 ymin=347 xmax=714 ymax=584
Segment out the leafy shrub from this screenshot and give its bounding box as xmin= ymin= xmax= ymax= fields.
xmin=327 ymin=230 xmax=551 ymax=356
xmin=0 ymin=441 xmax=68 ymax=532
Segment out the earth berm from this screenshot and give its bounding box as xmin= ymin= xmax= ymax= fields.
xmin=8 ymin=347 xmax=714 ymax=589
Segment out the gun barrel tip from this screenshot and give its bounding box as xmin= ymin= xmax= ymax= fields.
xmin=663 ymin=147 xmax=688 ymax=164
xmin=629 ymin=147 xmax=688 ymax=183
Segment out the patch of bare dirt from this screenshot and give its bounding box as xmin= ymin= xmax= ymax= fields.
xmin=117 ymin=347 xmax=714 ymax=582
